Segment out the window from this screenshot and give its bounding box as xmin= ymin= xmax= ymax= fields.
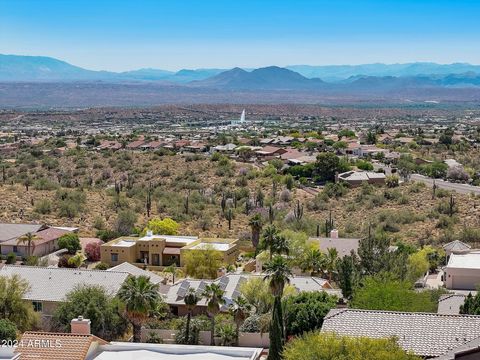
xmin=32 ymin=301 xmax=43 ymax=312
xmin=111 ymin=253 xmax=119 ymax=262
xmin=13 ymin=246 xmax=18 ymax=253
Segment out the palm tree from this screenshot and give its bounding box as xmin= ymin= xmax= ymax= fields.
xmin=301 ymin=248 xmax=327 ymax=276
xmin=264 ymin=256 xmax=292 ymax=360
xmin=117 ymin=275 xmax=161 ymax=342
xmin=248 ymin=213 xmax=263 ymax=251
xmin=262 ymin=225 xmax=280 ymax=260
xmin=202 ymin=283 xmax=225 ymax=346
xmin=325 ymin=248 xmax=339 ymax=281
xmin=183 ymin=288 xmax=200 ymax=345
xmin=229 ymin=296 xmax=251 ymax=346
xmin=271 ymin=234 xmax=289 ymax=257
xmin=16 ymin=232 xmax=39 ymax=257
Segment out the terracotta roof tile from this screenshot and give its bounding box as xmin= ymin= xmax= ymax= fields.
xmin=15 ymin=332 xmax=107 ymax=360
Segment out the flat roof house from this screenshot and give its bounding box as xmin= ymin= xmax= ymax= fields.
xmin=101 ymin=234 xmax=239 ymax=270
xmin=101 ymin=234 xmax=198 ymax=269
xmin=179 ymin=238 xmax=239 ymax=267
xmin=337 ymin=170 xmax=386 ymax=187
xmin=322 ymin=308 xmax=480 ymax=358
xmin=444 ymin=252 xmax=480 ymax=290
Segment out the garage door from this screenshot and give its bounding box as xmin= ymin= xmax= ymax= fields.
xmin=452 ymin=276 xmax=480 ymax=290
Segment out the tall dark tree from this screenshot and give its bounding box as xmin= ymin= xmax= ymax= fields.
xmin=264 ymin=256 xmax=292 ymax=360
xmin=337 ymin=252 xmax=360 ymax=299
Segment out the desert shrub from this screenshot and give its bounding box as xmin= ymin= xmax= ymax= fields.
xmin=58 ymin=233 xmax=81 ymax=254
xmin=435 ymin=188 xmax=450 ymax=198
xmin=24 ymin=256 xmax=39 ymax=266
xmin=0 ymin=319 xmax=17 ymax=341
xmin=58 ymin=254 xmax=75 ymax=268
xmin=33 ymin=177 xmax=58 ymax=190
xmin=34 ymin=199 xmax=52 ymax=214
xmin=436 ymin=215 xmax=457 ymax=229
xmin=96 ymin=229 xmax=120 ymax=242
xmin=446 ymin=166 xmax=470 ymax=182
xmin=280 ymin=189 xmax=292 ymax=202
xmin=6 ymin=252 xmax=16 ymax=264
xmin=85 ymin=242 xmax=101 ymax=261
xmin=114 ymin=210 xmax=138 ymax=236
xmin=383 ymin=188 xmax=402 ymax=201
xmin=409 ymin=182 xmax=425 ymax=193
xmin=94 ymin=262 xmax=110 ymax=270
xmin=459 ymin=227 xmax=480 ymax=243
xmin=93 ymin=216 xmax=106 ymax=230
xmin=323 ymin=182 xmax=348 ymax=199
xmin=235 ymin=176 xmax=248 ymax=187
xmin=356 ymin=160 xmax=374 ymax=171
xmin=240 ymin=314 xmax=270 ymax=333
xmin=385 ymin=175 xmax=400 ymax=188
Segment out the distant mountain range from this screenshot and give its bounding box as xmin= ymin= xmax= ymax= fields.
xmin=2 ymin=54 xmax=480 ymax=107
xmin=0 ymin=54 xmax=225 ymax=83
xmin=286 ymin=63 xmax=480 ymax=81
xmin=2 ymin=54 xmax=480 ymax=85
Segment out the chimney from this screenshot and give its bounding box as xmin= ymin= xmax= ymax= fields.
xmin=330 ymin=229 xmax=339 ymax=239
xmin=71 ymin=316 xmax=91 ymax=335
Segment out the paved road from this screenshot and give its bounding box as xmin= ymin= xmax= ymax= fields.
xmin=411 ymin=174 xmax=480 ymax=195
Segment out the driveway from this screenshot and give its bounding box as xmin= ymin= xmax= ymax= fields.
xmin=411 ymin=174 xmax=480 ymax=195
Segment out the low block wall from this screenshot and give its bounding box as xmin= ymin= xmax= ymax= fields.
xmin=141 ymin=328 xmax=269 ymax=347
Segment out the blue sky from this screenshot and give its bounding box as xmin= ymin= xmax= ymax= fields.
xmin=0 ymin=0 xmax=479 ymax=71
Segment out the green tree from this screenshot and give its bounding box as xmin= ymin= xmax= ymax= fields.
xmin=0 ymin=275 xmax=37 ymax=331
xmin=183 ymin=246 xmax=223 ymax=279
xmin=0 ymin=319 xmax=17 ymax=341
xmin=51 ymin=285 xmax=127 ymax=341
xmin=117 ymin=275 xmax=163 ymax=342
xmin=350 ymin=273 xmax=438 ymax=312
xmin=460 ymin=292 xmax=480 ymax=315
xmin=283 ymin=333 xmax=420 ymax=360
xmin=337 ymin=252 xmax=360 ymax=299
xmin=144 ymin=218 xmax=179 ymax=235
xmin=314 ymin=152 xmax=350 ymax=182
xmin=366 ymin=131 xmax=378 ymax=145
xmin=202 ymin=283 xmax=225 ymax=346
xmin=182 ymin=288 xmax=200 ymax=345
xmin=239 ymin=277 xmax=274 ymax=315
xmin=264 ymin=256 xmax=292 ymax=360
xmin=284 ymin=291 xmax=337 ymax=337
xmin=57 ymin=233 xmax=81 ymax=255
xmin=407 ymin=250 xmax=430 ymax=283
xmin=16 ymin=232 xmax=39 ymax=257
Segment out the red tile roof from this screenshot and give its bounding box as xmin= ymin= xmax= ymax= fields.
xmin=15 ymin=332 xmax=108 ymax=360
